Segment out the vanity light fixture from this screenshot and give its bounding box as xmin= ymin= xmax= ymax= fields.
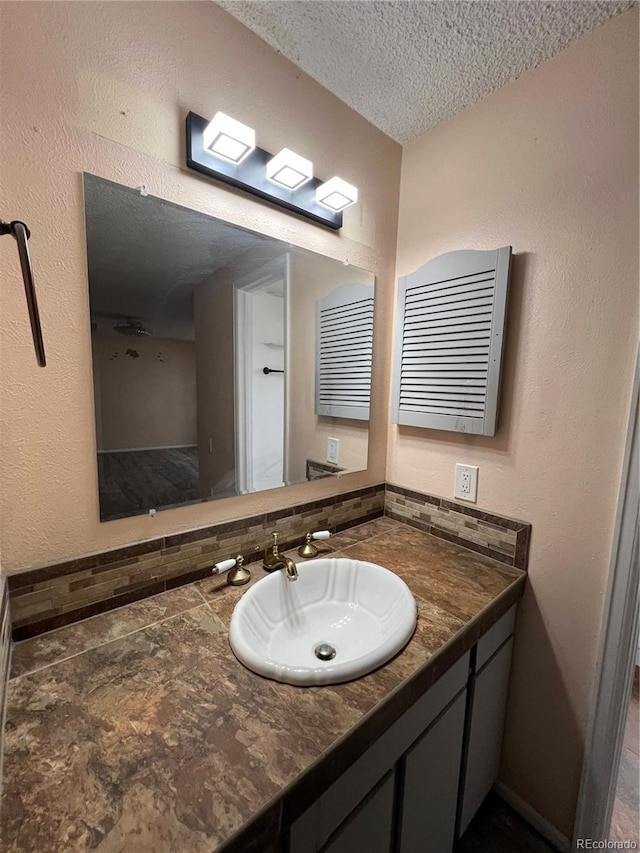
xmin=316 ymin=177 xmax=359 ymax=212
xmin=266 ymin=148 xmax=313 ymax=190
xmin=203 ymin=112 xmax=255 ymax=164
xmin=186 ymin=111 xmax=353 ymax=230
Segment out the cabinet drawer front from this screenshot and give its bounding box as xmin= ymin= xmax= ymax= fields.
xmin=400 ymin=690 xmax=467 ymax=853
xmin=476 ymin=605 xmax=516 ymax=670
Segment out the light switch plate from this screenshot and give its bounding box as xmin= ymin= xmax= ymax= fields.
xmin=327 ymin=437 xmax=339 ymax=465
xmin=454 ymin=464 xmax=478 ymax=502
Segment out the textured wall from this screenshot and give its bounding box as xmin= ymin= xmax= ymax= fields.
xmin=0 ymin=1 xmax=401 ymax=571
xmin=94 ymin=335 xmax=197 ymax=452
xmin=390 ymin=9 xmax=638 ymax=838
xmin=194 ymin=266 xmax=237 ymax=499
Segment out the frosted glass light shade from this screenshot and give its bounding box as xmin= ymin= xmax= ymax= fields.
xmin=266 ymin=148 xmax=313 ymax=190
xmin=203 ymin=112 xmax=255 ymax=164
xmin=316 ymin=177 xmax=358 ymax=211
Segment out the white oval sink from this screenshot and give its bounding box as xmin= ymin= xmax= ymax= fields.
xmin=228 ymin=557 xmax=417 ymax=686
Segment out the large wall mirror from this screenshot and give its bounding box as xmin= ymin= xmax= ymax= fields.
xmin=83 ymin=174 xmax=375 ymax=521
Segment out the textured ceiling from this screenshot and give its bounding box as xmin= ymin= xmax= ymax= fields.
xmin=219 ymin=0 xmax=635 ymax=143
xmin=84 ymin=175 xmax=274 ymax=340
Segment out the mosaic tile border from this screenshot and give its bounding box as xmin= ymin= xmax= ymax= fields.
xmin=385 ymin=483 xmax=531 ymax=571
xmin=8 ymin=485 xmax=384 ymax=640
xmin=6 ymin=481 xmax=531 ymax=641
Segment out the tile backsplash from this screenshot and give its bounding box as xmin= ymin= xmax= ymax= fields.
xmin=385 ymin=483 xmax=531 ymax=570
xmin=6 ymin=482 xmax=531 ymax=641
xmin=8 ymin=485 xmax=384 ymax=639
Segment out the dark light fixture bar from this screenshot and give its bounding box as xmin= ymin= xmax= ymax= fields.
xmin=186 ymin=112 xmax=343 ymax=231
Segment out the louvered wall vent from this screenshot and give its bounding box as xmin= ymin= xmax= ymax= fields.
xmin=392 ymin=247 xmax=512 ymax=436
xmin=316 ymin=283 xmax=374 ymax=421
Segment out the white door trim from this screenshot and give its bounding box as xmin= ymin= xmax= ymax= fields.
xmin=234 ymin=286 xmax=253 ymax=495
xmin=282 ymin=252 xmax=291 ymax=485
xmin=573 ymin=346 xmax=639 ymax=845
xmin=233 ymin=255 xmax=289 ymax=494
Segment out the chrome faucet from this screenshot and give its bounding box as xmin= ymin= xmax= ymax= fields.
xmin=263 ymin=532 xmax=298 ymax=581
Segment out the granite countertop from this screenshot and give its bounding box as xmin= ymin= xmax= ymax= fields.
xmin=1 ymin=518 xmax=526 ymax=853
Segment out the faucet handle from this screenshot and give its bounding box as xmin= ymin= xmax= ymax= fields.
xmin=263 ymin=532 xmax=285 ymax=571
xmin=312 ymin=530 xmax=331 ymax=541
xmin=213 ymin=554 xmax=251 ymax=586
xmin=227 ymin=554 xmax=251 ymax=587
xmin=298 ymin=529 xmax=332 ymax=558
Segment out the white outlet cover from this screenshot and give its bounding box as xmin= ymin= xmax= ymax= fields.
xmin=454 ymin=464 xmax=478 ymax=502
xmin=327 ymin=437 xmax=339 ymax=465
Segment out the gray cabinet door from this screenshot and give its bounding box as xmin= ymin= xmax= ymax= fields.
xmin=289 ymin=655 xmax=470 ymax=853
xmin=320 ymin=771 xmax=395 ymax=853
xmin=399 ymin=691 xmax=467 ymax=853
xmin=459 ymin=637 xmax=514 ymax=834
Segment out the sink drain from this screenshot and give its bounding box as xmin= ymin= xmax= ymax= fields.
xmin=314 ymin=642 xmax=336 ymax=661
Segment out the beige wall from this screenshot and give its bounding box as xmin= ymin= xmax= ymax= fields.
xmin=288 ymin=249 xmax=372 ymax=482
xmin=194 ymin=268 xmax=236 ymax=500
xmin=390 ymin=9 xmax=639 ymax=838
xmin=0 ymin=1 xmax=400 ymax=570
xmin=93 ymin=334 xmax=197 ymax=452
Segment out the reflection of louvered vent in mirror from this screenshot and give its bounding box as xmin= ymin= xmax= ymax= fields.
xmin=316 ymin=283 xmax=374 ymax=421
xmin=392 ymin=247 xmax=512 ymax=436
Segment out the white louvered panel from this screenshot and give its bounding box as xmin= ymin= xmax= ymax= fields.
xmin=405 ymin=287 xmax=494 ymax=309
xmin=404 ymin=320 xmax=493 ymax=335
xmin=393 ymin=247 xmax=512 ymax=436
xmin=400 ymin=271 xmax=492 ymax=421
xmin=316 ymin=283 xmax=374 ymax=420
xmin=401 ymin=354 xmax=489 ymax=364
xmin=404 ymin=270 xmax=495 ymax=297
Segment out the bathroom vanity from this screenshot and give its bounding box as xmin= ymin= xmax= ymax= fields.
xmin=287 ymin=605 xmax=516 ymax=853
xmin=1 ymin=519 xmax=525 ymax=853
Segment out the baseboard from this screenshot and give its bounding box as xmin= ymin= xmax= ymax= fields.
xmin=494 ymin=781 xmax=571 ymax=851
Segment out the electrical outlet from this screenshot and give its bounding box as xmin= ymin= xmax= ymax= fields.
xmin=454 ymin=464 xmax=478 ymax=502
xmin=327 ymin=437 xmax=339 ymax=465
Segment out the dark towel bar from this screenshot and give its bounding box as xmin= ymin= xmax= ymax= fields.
xmin=1 ymin=219 xmax=46 ymax=367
